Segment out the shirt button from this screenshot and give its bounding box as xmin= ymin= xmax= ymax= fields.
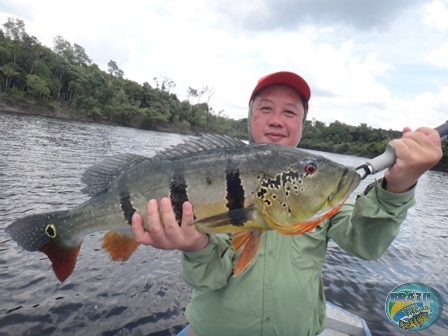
xmin=266 ymin=283 xmax=273 ymax=289
xmin=265 ymin=317 xmax=271 ymax=322
xmin=268 ymin=250 xmax=274 ymax=256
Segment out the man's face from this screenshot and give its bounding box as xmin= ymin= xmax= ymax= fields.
xmin=250 ymin=85 xmax=305 ymax=147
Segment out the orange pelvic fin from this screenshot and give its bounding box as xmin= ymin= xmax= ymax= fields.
xmin=278 ymin=202 xmax=345 ymax=235
xmin=231 ymin=230 xmax=262 ymax=276
xmin=40 ymin=241 xmax=82 ymax=282
xmin=101 ymin=231 xmax=140 ymax=261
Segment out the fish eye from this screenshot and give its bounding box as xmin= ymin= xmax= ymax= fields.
xmin=304 ymin=160 xmax=317 ymax=175
xmin=45 ymin=224 xmax=57 ymax=238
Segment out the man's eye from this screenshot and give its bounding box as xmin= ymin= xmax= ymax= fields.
xmin=285 ymin=110 xmax=296 ymax=116
xmin=260 ymin=106 xmax=271 ymax=111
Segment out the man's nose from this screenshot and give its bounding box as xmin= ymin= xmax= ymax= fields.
xmin=268 ymin=110 xmax=284 ymax=127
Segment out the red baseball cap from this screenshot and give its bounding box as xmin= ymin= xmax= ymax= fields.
xmin=249 ymin=71 xmax=311 ymax=105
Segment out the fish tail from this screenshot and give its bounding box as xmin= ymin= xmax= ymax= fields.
xmin=6 ymin=211 xmax=82 ymax=282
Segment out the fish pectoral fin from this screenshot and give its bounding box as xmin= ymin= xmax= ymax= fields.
xmin=195 ymin=205 xmax=258 ymax=233
xmin=268 ymin=202 xmax=345 ymax=236
xmin=231 ymin=230 xmax=262 ymax=276
xmin=40 ymin=240 xmax=82 ymax=283
xmin=275 ymin=220 xmax=320 ymax=236
xmin=101 ymin=231 xmax=140 ymax=261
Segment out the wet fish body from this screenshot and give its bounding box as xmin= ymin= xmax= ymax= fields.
xmin=6 ymin=135 xmax=360 ymax=281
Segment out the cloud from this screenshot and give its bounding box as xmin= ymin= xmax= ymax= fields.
xmin=371 ymin=87 xmax=448 ymax=130
xmin=427 ymin=43 xmax=448 ymax=69
xmin=205 ymin=0 xmax=421 ymax=31
xmin=423 ymin=0 xmax=448 ymax=31
xmin=0 ymin=0 xmax=34 ymax=21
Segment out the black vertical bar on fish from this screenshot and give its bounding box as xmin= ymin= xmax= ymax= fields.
xmin=170 ymin=162 xmax=189 ymax=224
xmin=120 ymin=191 xmax=136 ymax=225
xmin=225 ymin=160 xmax=245 ymax=225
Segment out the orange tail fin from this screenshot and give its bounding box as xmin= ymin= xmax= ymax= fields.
xmin=40 ymin=241 xmax=82 ymax=282
xmin=232 ymin=230 xmax=262 ymax=276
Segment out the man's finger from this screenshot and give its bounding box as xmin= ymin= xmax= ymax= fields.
xmin=131 ymin=212 xmax=144 ymax=236
xmin=181 ymin=201 xmax=195 ymax=229
xmin=132 ymin=213 xmax=155 ymax=245
xmin=160 ymin=197 xmax=183 ymax=242
xmin=405 ymin=127 xmax=442 ymax=147
xmin=146 ymin=199 xmax=167 ymax=243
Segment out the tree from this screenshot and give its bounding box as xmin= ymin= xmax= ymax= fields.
xmin=3 ymin=18 xmax=28 ymax=66
xmin=140 ymin=82 xmax=153 ymax=108
xmin=187 ymin=87 xmax=198 ymax=102
xmin=187 ymin=85 xmax=214 ymax=104
xmin=53 ymin=35 xmax=75 ymax=63
xmin=107 ymin=60 xmax=123 ymax=87
xmin=0 ymin=63 xmax=19 ymax=92
xmin=73 ymin=43 xmax=91 ymax=66
xmin=154 ymin=76 xmax=175 ymax=93
xmin=3 ymin=17 xmax=26 ymax=41
xmin=26 ymin=74 xmax=50 ymax=99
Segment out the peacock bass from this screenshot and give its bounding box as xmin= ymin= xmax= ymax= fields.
xmin=6 ymin=134 xmax=361 ymax=282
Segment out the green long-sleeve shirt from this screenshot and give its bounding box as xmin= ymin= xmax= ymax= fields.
xmin=181 ymin=179 xmax=416 ymax=336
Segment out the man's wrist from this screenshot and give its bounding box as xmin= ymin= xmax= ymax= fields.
xmin=382 ymin=177 xmax=416 ymax=193
xmin=181 ymin=234 xmax=209 ymax=253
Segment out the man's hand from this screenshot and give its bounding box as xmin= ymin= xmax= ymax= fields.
xmin=384 ymin=127 xmax=443 ymax=193
xmin=131 ymin=198 xmax=209 ymax=252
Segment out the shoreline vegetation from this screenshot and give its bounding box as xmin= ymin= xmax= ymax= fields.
xmin=1 ymin=17 xmax=447 ymax=172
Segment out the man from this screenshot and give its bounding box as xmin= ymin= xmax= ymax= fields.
xmin=132 ymin=72 xmax=442 ymax=335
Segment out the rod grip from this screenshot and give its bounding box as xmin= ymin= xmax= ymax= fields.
xmin=435 ymin=120 xmax=448 ymax=141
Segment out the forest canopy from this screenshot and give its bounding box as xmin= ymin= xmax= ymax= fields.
xmin=0 ymin=18 xmax=247 ymax=137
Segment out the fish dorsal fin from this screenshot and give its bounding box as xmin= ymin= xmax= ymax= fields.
xmin=81 ymin=153 xmax=149 ymax=196
xmin=154 ymin=134 xmax=246 ymax=160
xmin=80 ymin=135 xmax=246 ymax=195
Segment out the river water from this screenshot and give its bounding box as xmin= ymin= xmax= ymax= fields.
xmin=0 ymin=112 xmax=446 ymax=336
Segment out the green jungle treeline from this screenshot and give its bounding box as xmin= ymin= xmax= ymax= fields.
xmin=1 ymin=18 xmax=447 ymax=172
xmin=0 ymin=18 xmax=248 ymax=137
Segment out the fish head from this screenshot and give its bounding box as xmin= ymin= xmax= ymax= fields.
xmin=256 ymin=153 xmax=361 ymax=231
xmin=417 ymin=312 xmax=430 ymax=323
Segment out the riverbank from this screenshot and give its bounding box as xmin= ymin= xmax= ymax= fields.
xmin=0 ymin=101 xmax=73 ymax=119
xmin=0 ymin=101 xmax=197 ymax=136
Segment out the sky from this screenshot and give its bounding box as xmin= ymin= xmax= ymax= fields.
xmin=1 ymin=0 xmax=448 ymax=131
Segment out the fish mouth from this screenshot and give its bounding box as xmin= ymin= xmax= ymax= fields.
xmin=327 ymin=167 xmax=361 ymax=205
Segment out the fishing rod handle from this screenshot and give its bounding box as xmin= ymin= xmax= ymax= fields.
xmin=435 ymin=120 xmax=448 ymax=141
xmin=361 ymin=120 xmax=448 ymax=176
xmin=362 ymin=143 xmax=396 ymax=175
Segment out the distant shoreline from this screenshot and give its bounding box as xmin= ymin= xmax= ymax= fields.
xmin=0 ymin=102 xmax=197 ymax=135
xmin=0 ymin=101 xmax=78 ymax=120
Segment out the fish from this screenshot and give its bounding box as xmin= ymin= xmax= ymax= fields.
xmin=398 ymin=311 xmax=431 ymax=329
xmin=6 ymin=134 xmax=361 ymax=282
